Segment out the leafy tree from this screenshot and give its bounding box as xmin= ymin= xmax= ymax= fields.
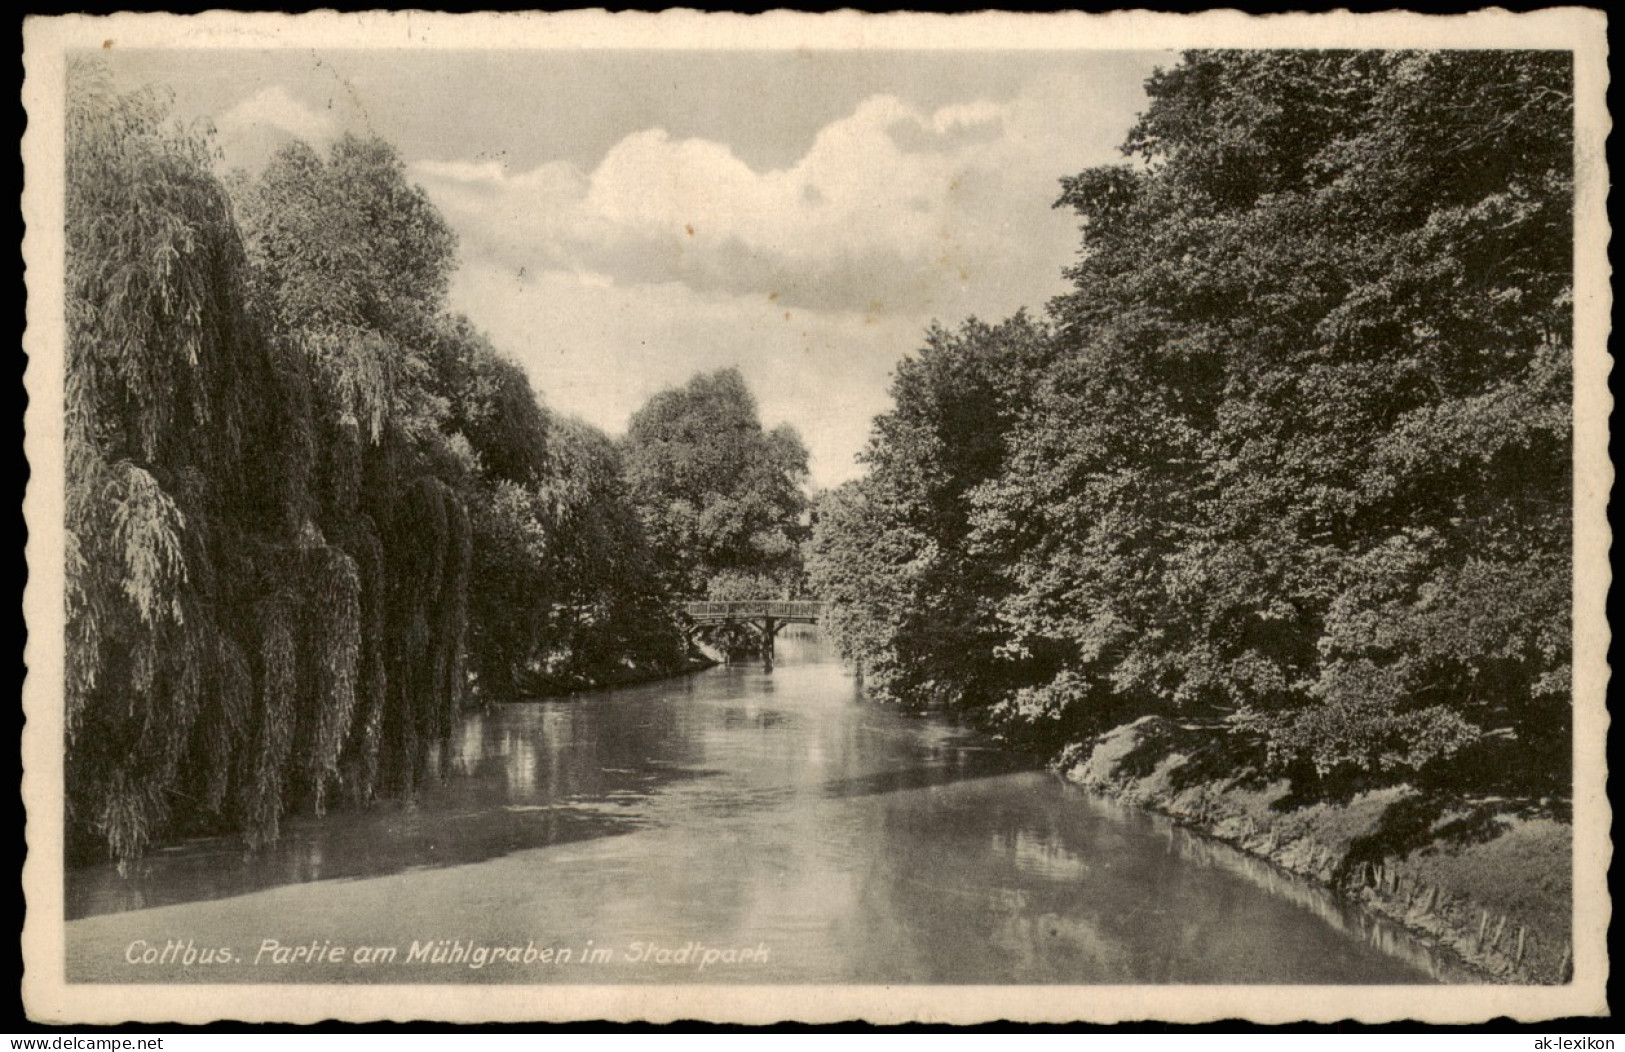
xmin=623 ymin=368 xmax=810 ymax=597
xmin=809 ymin=313 xmax=1057 ymax=718
xmin=535 ymin=417 xmax=688 ymax=684
xmin=984 ymin=50 xmax=1572 ymax=787
xmin=232 ymin=132 xmax=481 ymax=796
xmin=232 ymin=135 xmax=457 ymax=446
xmin=65 ymin=65 xmax=705 ymax=868
xmin=818 ymin=51 xmax=1572 ymax=798
xmin=64 ymin=66 xmax=368 ymax=864
xmin=429 ymin=315 xmax=550 ymax=487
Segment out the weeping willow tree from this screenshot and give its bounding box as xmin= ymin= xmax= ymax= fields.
xmin=67 ymin=65 xmax=692 ymax=867
xmin=65 ymin=65 xmax=369 ymax=865
xmin=231 ymin=132 xmax=475 ymax=802
xmin=64 ymin=66 xmax=476 ymax=867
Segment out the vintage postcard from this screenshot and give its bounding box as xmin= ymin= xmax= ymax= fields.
xmin=21 ymin=9 xmax=1611 ymax=1025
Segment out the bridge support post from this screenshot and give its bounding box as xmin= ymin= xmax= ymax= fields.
xmin=761 ymin=616 xmax=777 ymax=670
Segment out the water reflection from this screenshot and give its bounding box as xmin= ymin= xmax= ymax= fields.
xmin=846 ymin=774 xmax=1459 ymax=984
xmin=67 ymin=631 xmax=1469 ymax=985
xmin=68 ymin=671 xmax=717 ymax=919
xmin=1137 ymin=808 xmax=1475 ymax=982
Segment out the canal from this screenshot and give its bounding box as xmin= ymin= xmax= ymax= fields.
xmin=65 ymin=631 xmax=1470 ymax=983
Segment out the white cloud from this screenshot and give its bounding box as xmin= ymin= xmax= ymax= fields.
xmin=211 ymin=86 xmax=342 ymax=172
xmin=219 ymin=85 xmax=337 ymax=144
xmin=412 ymin=76 xmax=1124 ymax=321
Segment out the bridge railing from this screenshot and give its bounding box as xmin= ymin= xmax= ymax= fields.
xmin=682 ymin=600 xmax=825 ymax=620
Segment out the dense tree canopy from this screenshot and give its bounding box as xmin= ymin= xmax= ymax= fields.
xmin=66 ymin=68 xmax=381 ymax=865
xmin=623 ymin=367 xmax=811 ymax=598
xmin=808 ymin=313 xmax=1057 ymax=715
xmin=64 ymin=66 xmax=707 ymax=867
xmin=815 ymin=50 xmax=1573 ymax=798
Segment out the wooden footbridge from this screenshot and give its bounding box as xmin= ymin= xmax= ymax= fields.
xmin=682 ymin=601 xmax=824 ymax=668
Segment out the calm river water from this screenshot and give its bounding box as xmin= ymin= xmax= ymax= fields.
xmin=65 ymin=632 xmax=1471 ymax=983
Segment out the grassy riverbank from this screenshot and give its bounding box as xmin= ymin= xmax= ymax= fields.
xmin=1062 ymin=716 xmax=1572 ymax=985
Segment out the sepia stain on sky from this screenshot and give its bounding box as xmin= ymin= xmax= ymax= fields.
xmin=101 ymin=48 xmax=1171 ymax=488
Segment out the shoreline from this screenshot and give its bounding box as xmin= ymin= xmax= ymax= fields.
xmin=506 ymin=654 xmax=720 ymax=700
xmin=66 ymin=654 xmax=728 ymax=868
xmin=1059 ymin=716 xmax=1572 ymax=985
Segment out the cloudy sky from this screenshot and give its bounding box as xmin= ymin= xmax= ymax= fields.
xmin=105 ymin=48 xmax=1170 ymax=488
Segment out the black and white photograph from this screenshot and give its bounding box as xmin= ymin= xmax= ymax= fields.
xmin=20 ymin=10 xmax=1611 ymax=1025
